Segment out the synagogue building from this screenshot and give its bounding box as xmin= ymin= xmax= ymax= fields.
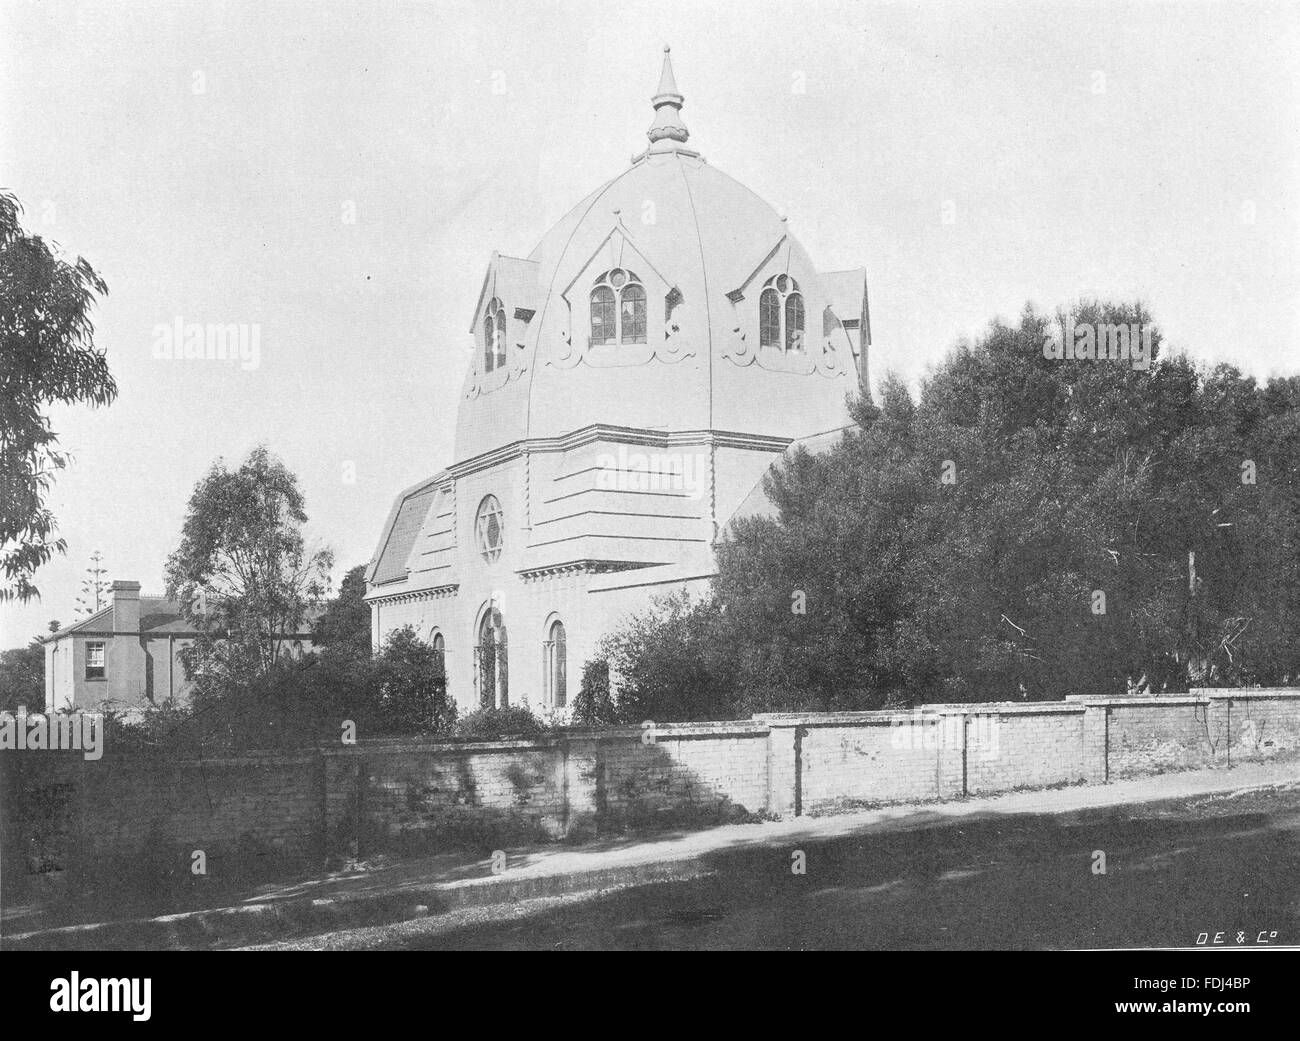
xmin=366 ymin=48 xmax=870 ymax=714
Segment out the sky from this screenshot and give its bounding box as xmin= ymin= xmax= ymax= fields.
xmin=2 ymin=0 xmax=1298 ymax=646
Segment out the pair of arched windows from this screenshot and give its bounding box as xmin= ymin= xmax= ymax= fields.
xmin=454 ymin=611 xmax=567 ymax=711
xmin=759 ymin=274 xmax=805 ymax=352
xmin=590 ymin=269 xmax=646 ymax=345
xmin=482 ymin=298 xmax=507 ymax=373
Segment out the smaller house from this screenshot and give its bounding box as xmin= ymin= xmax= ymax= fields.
xmin=43 ymin=580 xmax=317 ymax=714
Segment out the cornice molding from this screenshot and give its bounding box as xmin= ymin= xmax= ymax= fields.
xmin=518 ymin=560 xmax=648 ymax=584
xmin=449 ymin=424 xmax=791 ymax=480
xmin=365 ymin=583 xmax=459 ymax=606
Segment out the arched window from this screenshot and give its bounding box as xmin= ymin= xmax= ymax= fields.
xmin=759 ymin=275 xmax=804 ymax=353
xmin=475 ymin=495 xmax=504 ymax=563
xmin=759 ymin=288 xmax=781 ymax=347
xmin=590 ymin=285 xmax=616 ymax=344
xmin=429 ymin=630 xmax=448 ymax=702
xmin=483 ymin=298 xmax=506 ymax=372
xmin=477 ymin=607 xmax=508 ymax=708
xmin=620 ymin=283 xmax=646 ymax=343
xmin=544 ymin=619 xmax=567 ymax=709
xmin=785 ymin=292 xmax=804 ymax=353
xmin=590 ymin=270 xmax=646 ymax=345
xmin=493 ymin=308 xmax=507 ymax=370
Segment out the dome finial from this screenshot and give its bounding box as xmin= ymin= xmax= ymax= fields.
xmin=647 ymin=44 xmax=689 ymax=150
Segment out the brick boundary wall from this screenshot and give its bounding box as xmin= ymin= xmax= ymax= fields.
xmin=3 ymin=689 xmax=1299 ymax=897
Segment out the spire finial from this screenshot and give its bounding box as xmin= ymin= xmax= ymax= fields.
xmin=647 ymin=44 xmax=689 ymax=150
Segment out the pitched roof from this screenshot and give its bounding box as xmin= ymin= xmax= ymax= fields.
xmin=44 ymin=596 xmax=183 ymax=640
xmin=44 ymin=596 xmax=324 ymax=641
xmin=722 ymin=425 xmax=854 ymax=533
xmin=371 ymin=484 xmax=438 ymax=585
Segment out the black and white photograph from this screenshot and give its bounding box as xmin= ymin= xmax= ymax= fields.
xmin=1 ymin=0 xmax=1298 ymax=1004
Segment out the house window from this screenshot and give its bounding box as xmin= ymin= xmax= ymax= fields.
xmin=483 ymin=297 xmax=506 ymax=373
xmin=85 ymin=641 xmax=106 ymax=681
xmin=543 ymin=620 xmax=567 ymax=709
xmin=590 ymin=269 xmax=646 ymax=345
xmin=476 ymin=608 xmax=508 ymax=708
xmin=430 ymin=630 xmax=445 ymax=662
xmin=759 ymin=274 xmax=804 ymax=353
xmin=475 ymin=495 xmax=504 ymax=563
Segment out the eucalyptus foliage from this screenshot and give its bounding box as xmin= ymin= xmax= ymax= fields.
xmin=0 ymin=192 xmax=116 ymax=602
xmin=165 ymin=444 xmax=333 ymax=681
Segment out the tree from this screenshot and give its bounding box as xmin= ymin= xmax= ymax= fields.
xmin=601 ymin=300 xmax=1300 ymax=715
xmin=164 ymin=444 xmax=333 ymax=682
xmin=571 ymin=658 xmax=617 ymax=725
xmin=369 ymin=627 xmax=454 ymax=734
xmin=0 ymin=192 xmax=116 ymax=602
xmin=597 ymin=592 xmax=738 ymax=721
xmin=312 ymin=563 xmax=371 ymax=659
xmin=0 ymin=639 xmax=45 ymax=713
xmin=74 ymin=549 xmax=110 ymax=615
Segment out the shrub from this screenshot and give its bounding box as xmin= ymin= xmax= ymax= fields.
xmin=571 ymin=658 xmax=617 ymax=725
xmin=451 ymin=705 xmax=545 ymax=741
xmin=600 ymin=592 xmax=739 ymax=723
xmin=117 ymin=624 xmax=453 ymax=754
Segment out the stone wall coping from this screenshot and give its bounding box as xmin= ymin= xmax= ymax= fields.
xmin=326 ymin=738 xmax=555 ymax=756
xmin=559 ymin=721 xmax=770 ymax=740
xmin=754 ymin=710 xmax=900 ymax=727
xmin=1065 ymin=695 xmax=1207 ymax=707
xmin=754 ymin=702 xmax=1086 ymax=727
xmin=1063 ymin=689 xmax=1300 ymax=706
xmin=321 ymin=722 xmax=773 ymax=756
xmin=77 ymin=752 xmax=320 ymax=768
xmin=170 ymin=754 xmax=319 ymax=768
xmin=1197 ymin=687 xmax=1300 ymax=700
xmin=932 ymin=702 xmax=1084 ymax=715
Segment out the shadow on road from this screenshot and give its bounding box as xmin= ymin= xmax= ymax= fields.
xmin=394 ymin=797 xmax=1300 ymax=950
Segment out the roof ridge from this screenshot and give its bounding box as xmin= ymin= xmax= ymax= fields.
xmin=44 ymin=604 xmax=113 ymax=641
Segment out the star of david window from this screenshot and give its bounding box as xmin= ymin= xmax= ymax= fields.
xmin=475 ymin=495 xmax=504 ymax=563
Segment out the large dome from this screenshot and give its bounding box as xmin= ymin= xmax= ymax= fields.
xmin=454 ymin=47 xmax=867 ymax=464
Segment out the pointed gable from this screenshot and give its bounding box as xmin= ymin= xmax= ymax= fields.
xmin=469 ymin=253 xmax=541 ymax=333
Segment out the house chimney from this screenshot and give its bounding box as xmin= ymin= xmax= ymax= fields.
xmin=111 ymin=580 xmax=142 ymax=632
